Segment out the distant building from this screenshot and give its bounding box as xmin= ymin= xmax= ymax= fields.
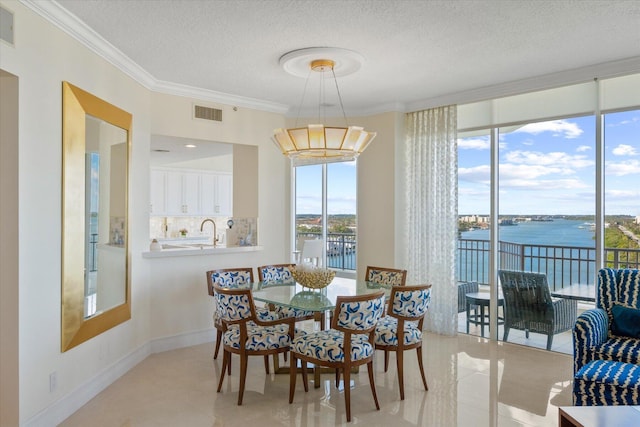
xmin=460 ymin=215 xmax=489 ymax=223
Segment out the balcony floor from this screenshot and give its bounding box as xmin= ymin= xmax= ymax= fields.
xmin=456 ymin=304 xmax=592 ymax=355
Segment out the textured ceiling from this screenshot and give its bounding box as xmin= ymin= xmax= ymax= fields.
xmin=53 ymin=0 xmax=640 ymax=115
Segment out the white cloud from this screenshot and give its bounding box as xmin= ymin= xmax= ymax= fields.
xmin=612 ymin=144 xmax=639 ymax=156
xmin=605 ymin=189 xmax=640 ymax=200
xmin=514 ymin=120 xmax=583 ymax=139
xmin=503 ymin=150 xmax=593 ymax=169
xmin=458 ymin=137 xmax=490 ymax=150
xmin=459 ymin=165 xmax=490 ymax=183
xmin=499 ymin=178 xmax=589 ymax=191
xmin=576 ymin=145 xmax=591 ymax=152
xmin=605 ymin=159 xmax=640 ymax=176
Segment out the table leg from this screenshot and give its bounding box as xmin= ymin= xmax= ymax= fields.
xmin=466 ymin=301 xmax=470 ymax=334
xmin=480 ymin=304 xmax=485 ymax=337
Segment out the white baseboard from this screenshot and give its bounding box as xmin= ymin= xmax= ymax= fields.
xmin=23 ymin=329 xmax=215 ymax=427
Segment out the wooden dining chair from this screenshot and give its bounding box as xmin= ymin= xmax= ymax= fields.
xmin=289 ymin=291 xmax=386 ymax=422
xmin=213 ymin=283 xmax=296 ymax=405
xmin=257 ymin=264 xmax=315 ymax=321
xmin=206 ymin=267 xmax=278 ymax=361
xmin=365 ymin=266 xmax=407 ymax=368
xmin=374 ymin=284 xmax=432 ymax=400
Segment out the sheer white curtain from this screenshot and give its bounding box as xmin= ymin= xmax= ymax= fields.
xmin=404 ymin=106 xmax=458 ymax=335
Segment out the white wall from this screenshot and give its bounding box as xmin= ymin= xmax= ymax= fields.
xmin=0 ymin=2 xmax=290 ymax=425
xmin=0 ymin=67 xmax=20 ymax=427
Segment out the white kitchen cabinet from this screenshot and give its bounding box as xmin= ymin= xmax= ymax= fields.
xmin=164 ymin=171 xmax=200 ymax=215
xmin=150 ymin=168 xmax=232 ymax=216
xmin=200 ymin=172 xmax=232 ymax=216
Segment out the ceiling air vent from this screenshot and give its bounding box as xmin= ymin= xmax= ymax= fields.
xmin=194 ymin=105 xmax=222 ymax=122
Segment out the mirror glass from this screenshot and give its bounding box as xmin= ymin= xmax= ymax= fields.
xmin=62 ymin=82 xmax=131 ymax=352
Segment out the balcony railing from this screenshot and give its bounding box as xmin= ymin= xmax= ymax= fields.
xmin=295 ymin=233 xmax=640 ymax=282
xmin=458 ymin=238 xmax=640 ymax=291
xmin=297 ymin=232 xmax=357 ymax=271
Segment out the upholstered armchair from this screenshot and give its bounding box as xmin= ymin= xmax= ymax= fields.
xmin=206 ymin=268 xmax=278 ymax=360
xmin=374 ymin=284 xmax=432 ymax=400
xmin=257 ymin=264 xmax=314 ymax=321
xmin=289 ymin=291 xmax=386 ymax=422
xmin=498 ymin=270 xmax=577 ymax=351
xmin=573 ymin=268 xmax=640 ymax=374
xmin=213 ymin=284 xmax=297 ymax=405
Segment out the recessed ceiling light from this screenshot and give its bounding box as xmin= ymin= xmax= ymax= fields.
xmin=185 ymin=144 xmax=197 ymax=148
xmin=152 ymin=149 xmax=170 ymax=153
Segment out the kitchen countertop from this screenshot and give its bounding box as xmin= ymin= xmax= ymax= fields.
xmin=142 ymin=244 xmax=263 ymax=258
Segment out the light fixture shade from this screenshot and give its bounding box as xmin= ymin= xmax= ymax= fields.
xmin=273 ymin=125 xmax=377 ymax=166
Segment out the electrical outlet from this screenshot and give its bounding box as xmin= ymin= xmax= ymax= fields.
xmin=49 ymin=372 xmax=57 ymax=393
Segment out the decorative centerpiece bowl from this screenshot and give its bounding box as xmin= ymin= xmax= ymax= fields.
xmin=291 ymin=266 xmax=335 ymax=289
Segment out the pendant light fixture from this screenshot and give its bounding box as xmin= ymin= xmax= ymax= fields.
xmin=272 ymin=47 xmax=376 ymax=166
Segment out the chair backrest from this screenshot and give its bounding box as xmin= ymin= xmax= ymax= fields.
xmin=257 ymin=264 xmax=295 ymax=283
xmin=387 ymin=284 xmax=432 ymax=320
xmin=332 ymin=291 xmax=386 ymax=333
xmin=206 ymin=267 xmax=254 ymax=296
xmin=212 ymin=284 xmax=255 ymax=323
xmin=365 ymin=266 xmax=407 ymax=286
xmin=458 ymin=281 xmax=479 ymax=312
xmin=301 ymin=239 xmax=324 ymax=267
xmin=596 ymin=268 xmax=640 ymax=320
xmin=497 ymin=270 xmax=553 ymax=322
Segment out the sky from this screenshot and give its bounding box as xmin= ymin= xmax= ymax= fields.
xmin=458 ymin=109 xmax=640 ymax=216
xmin=294 ymin=109 xmax=639 ymax=217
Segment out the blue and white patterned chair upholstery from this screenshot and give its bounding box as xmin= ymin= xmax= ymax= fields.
xmin=498 ymin=270 xmax=577 ymax=351
xmin=366 ymin=266 xmax=407 ymax=286
xmin=374 ymin=285 xmax=432 ymax=400
xmin=572 ymin=268 xmax=640 ymax=406
xmin=206 ymin=268 xmax=277 ymax=360
xmin=573 ymin=268 xmax=640 ymax=374
xmin=213 ymin=284 xmax=297 ymax=405
xmin=289 ymin=291 xmax=386 ymax=422
xmin=257 ymin=264 xmax=314 ymax=320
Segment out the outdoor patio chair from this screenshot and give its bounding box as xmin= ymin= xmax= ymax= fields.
xmin=497 ymin=270 xmax=577 ymax=351
xmin=374 ymin=284 xmax=432 ymax=400
xmin=289 ymin=291 xmax=386 ymax=422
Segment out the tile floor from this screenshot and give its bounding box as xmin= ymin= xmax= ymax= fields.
xmin=60 ymin=330 xmax=574 ymax=426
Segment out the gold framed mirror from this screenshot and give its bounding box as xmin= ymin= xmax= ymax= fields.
xmin=62 ymin=82 xmax=131 ymax=351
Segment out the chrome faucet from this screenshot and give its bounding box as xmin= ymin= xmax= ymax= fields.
xmin=200 ymin=219 xmax=218 ymax=247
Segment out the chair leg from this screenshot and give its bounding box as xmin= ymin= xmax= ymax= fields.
xmin=228 ymin=354 xmax=232 ymax=375
xmin=217 ymin=350 xmax=228 ymax=392
xmin=264 ymin=355 xmax=270 ymax=374
xmin=214 ymin=329 xmax=222 ymax=359
xmin=396 ymin=349 xmax=405 ymax=400
xmin=344 ymin=365 xmax=352 ymax=422
xmin=367 ymin=360 xmax=380 ymax=411
xmin=238 ymin=353 xmax=248 ymax=405
xmin=416 ymin=346 xmax=428 ymax=391
xmin=289 ymin=354 xmax=297 ymax=403
xmin=546 ymin=333 xmax=553 ymax=351
xmin=301 ymin=360 xmax=309 ymax=392
xmin=503 ymin=327 xmax=510 ymax=342
xmin=335 ymin=368 xmax=340 ymax=388
xmin=384 ymin=349 xmax=390 ymax=372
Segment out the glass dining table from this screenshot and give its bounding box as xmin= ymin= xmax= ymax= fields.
xmin=250 ymin=276 xmax=393 ymax=386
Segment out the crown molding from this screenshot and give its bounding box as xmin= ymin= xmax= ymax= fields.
xmin=20 ymin=0 xmax=289 ymax=114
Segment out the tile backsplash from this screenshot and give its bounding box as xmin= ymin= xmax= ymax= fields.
xmin=149 ymin=216 xmax=257 ymax=246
